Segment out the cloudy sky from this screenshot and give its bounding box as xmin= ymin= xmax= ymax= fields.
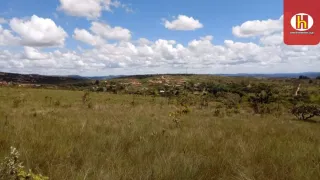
xmin=0 ymin=0 xmax=319 ymax=76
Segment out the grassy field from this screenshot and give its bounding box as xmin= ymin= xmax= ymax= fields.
xmin=0 ymin=86 xmax=320 ymax=180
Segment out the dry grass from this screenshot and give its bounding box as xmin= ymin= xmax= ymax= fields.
xmin=0 ymin=87 xmax=320 ymax=180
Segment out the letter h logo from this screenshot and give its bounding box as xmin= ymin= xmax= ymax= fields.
xmin=296 ymin=14 xmax=308 ymax=30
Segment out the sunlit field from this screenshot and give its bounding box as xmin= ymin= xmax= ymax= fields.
xmin=0 ymin=85 xmax=319 ymax=180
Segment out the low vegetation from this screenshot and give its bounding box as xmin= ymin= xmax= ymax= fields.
xmin=0 ymin=75 xmax=319 ymax=180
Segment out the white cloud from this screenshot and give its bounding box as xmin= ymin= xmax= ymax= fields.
xmin=232 ymin=15 xmax=283 ymax=37
xmin=58 ymin=0 xmax=103 ymax=19
xmin=164 ymin=15 xmax=203 ymax=31
xmin=0 ymin=18 xmax=7 ymax=24
xmin=9 ymin=15 xmax=68 ymax=47
xmin=23 ymin=46 xmax=49 ymax=60
xmin=136 ymin=38 xmax=152 ymax=46
xmin=73 ymin=28 xmax=105 ymax=46
xmin=0 ymin=25 xmax=20 ymax=46
xmin=260 ymin=32 xmax=283 ymax=46
xmin=90 ymin=22 xmax=131 ymax=41
xmin=1 ymin=33 xmax=319 ymax=76
xmin=58 ymin=0 xmax=132 ymax=19
xmin=1 ymin=15 xmax=319 ymax=76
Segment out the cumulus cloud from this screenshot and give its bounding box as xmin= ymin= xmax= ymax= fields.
xmin=23 ymin=46 xmax=49 ymax=60
xmin=90 ymin=22 xmax=131 ymax=41
xmin=0 ymin=25 xmax=20 ymax=46
xmin=9 ymin=15 xmax=68 ymax=47
xmin=1 ymin=33 xmax=320 ymax=75
xmin=1 ymin=14 xmax=319 ymax=76
xmin=232 ymin=15 xmax=283 ymax=37
xmin=260 ymin=32 xmax=283 ymax=46
xmin=164 ymin=15 xmax=203 ymax=31
xmin=73 ymin=22 xmax=131 ymax=46
xmin=73 ymin=28 xmax=105 ymax=46
xmin=58 ymin=0 xmax=132 ymax=19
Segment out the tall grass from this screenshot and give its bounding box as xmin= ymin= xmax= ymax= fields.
xmin=0 ymin=87 xmax=320 ymax=180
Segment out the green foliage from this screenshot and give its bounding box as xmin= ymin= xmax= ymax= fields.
xmin=248 ymin=84 xmax=278 ymax=114
xmin=219 ymin=92 xmax=241 ymax=109
xmin=175 ymin=93 xmax=197 ymax=106
xmin=0 ymin=147 xmax=49 ymax=180
xmin=289 ymin=91 xmax=311 ymax=105
xmin=291 ymin=104 xmax=320 ymax=120
xmin=207 ymin=83 xmax=229 ymax=95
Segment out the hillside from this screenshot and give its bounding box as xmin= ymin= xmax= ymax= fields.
xmin=0 ymin=72 xmax=88 ymax=85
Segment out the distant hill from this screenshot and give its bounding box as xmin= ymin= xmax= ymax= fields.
xmin=215 ymin=72 xmax=320 ymax=78
xmin=0 ymin=71 xmax=319 ymax=85
xmin=83 ymin=75 xmax=124 ymax=80
xmin=0 ymin=72 xmax=88 ymax=84
xmin=111 ymin=72 xmax=320 ymax=79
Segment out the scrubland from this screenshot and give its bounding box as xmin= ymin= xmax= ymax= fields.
xmin=0 ymin=82 xmax=320 ymax=180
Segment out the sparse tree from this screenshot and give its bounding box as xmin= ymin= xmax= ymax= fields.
xmin=291 ymin=104 xmax=320 ymax=120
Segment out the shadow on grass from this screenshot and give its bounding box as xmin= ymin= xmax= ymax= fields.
xmin=292 ymin=118 xmax=320 ymax=124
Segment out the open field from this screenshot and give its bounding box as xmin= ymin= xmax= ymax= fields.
xmin=0 ymin=83 xmax=320 ymax=180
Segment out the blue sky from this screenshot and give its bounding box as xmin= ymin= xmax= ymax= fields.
xmin=0 ymin=0 xmax=318 ymax=75
xmin=0 ymin=0 xmax=283 ymax=46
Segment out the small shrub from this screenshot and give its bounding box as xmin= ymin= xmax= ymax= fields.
xmin=291 ymin=104 xmax=320 ymax=120
xmin=87 ymin=102 xmax=93 ymax=109
xmin=176 ymin=93 xmax=197 ymax=106
xmin=12 ymin=98 xmax=23 ymax=108
xmin=45 ymin=96 xmax=53 ymax=105
xmin=54 ymin=100 xmax=61 ymax=107
xmin=221 ymin=92 xmax=241 ymax=109
xmin=0 ymin=147 xmax=49 ymax=180
xmin=214 ymin=109 xmax=221 ymax=117
xmin=248 ymin=85 xmax=278 ymax=114
xmin=169 ymin=105 xmax=191 ymax=128
xmin=199 ymin=96 xmax=209 ymax=108
xmin=130 ymin=96 xmax=136 ymax=106
xmin=82 ymin=91 xmax=90 ymax=104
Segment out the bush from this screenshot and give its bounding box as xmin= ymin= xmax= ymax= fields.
xmin=299 ymin=75 xmax=310 ymax=79
xmin=54 ymin=100 xmax=61 ymax=107
xmin=0 ymin=147 xmax=49 ymax=180
xmin=248 ymin=85 xmax=278 ymax=114
xmin=12 ymin=98 xmax=23 ymax=108
xmin=289 ymin=91 xmax=311 ymax=105
xmin=199 ymin=95 xmax=209 ymax=108
xmin=82 ymin=91 xmax=90 ymax=104
xmin=175 ymin=93 xmax=197 ymax=106
xmin=291 ymin=104 xmax=320 ymax=120
xmin=220 ymin=92 xmax=241 ymax=109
